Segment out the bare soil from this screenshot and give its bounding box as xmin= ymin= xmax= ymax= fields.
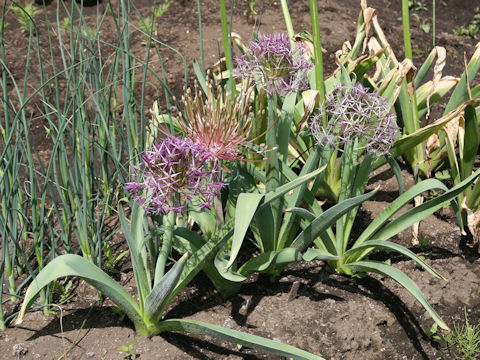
xmin=1 ymin=0 xmax=480 ymax=359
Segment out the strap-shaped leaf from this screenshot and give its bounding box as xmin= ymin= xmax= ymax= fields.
xmin=261 ymin=166 xmax=326 ymax=209
xmin=119 ymin=205 xmax=151 ymax=308
xmin=167 ymin=222 xmax=234 ymax=305
xmin=302 ymin=248 xmax=340 ymax=261
xmin=344 ymin=240 xmax=444 ymax=279
xmin=157 ymin=318 xmax=325 ymax=360
xmin=285 ymin=207 xmax=316 ymax=222
xmin=353 ymin=178 xmax=448 ymax=247
xmin=372 ymin=168 xmax=480 ymax=241
xmin=341 ymin=260 xmax=449 ymax=330
xmin=16 ymin=255 xmax=142 ymax=328
xmin=226 ymin=193 xmax=264 ymax=268
xmin=290 ymin=189 xmax=378 ymax=252
xmin=145 ymin=253 xmax=189 ymax=321
xmin=238 ymin=248 xmax=302 ymax=278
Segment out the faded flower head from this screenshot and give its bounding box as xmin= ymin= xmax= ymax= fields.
xmin=310 ymin=83 xmax=399 ymax=156
xmin=125 ymin=136 xmax=223 ymax=214
xmin=235 ymin=32 xmax=313 ymax=96
xmin=176 ymin=79 xmax=265 ymax=161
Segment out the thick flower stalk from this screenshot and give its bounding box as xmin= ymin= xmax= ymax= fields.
xmin=235 ymin=32 xmax=313 ymax=96
xmin=310 ymin=83 xmax=399 ymax=156
xmin=125 ymin=136 xmax=223 ymax=214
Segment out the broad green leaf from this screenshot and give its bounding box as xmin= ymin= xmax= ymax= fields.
xmin=119 ymin=205 xmax=151 ymax=308
xmin=174 ymin=228 xmax=241 ymax=298
xmin=302 ymin=248 xmax=340 ymax=261
xmin=145 ymin=253 xmax=189 ymax=322
xmin=344 ymin=240 xmax=444 ymax=279
xmin=373 ymin=168 xmax=480 ymax=241
xmin=157 ymin=319 xmax=325 ymax=359
xmin=193 ymin=59 xmax=207 ymax=95
xmin=226 ymin=193 xmax=264 ymax=268
xmin=215 ymin=250 xmax=247 ymax=282
xmin=168 ymin=222 xmax=234 ymax=305
xmin=277 ymin=147 xmax=321 ymax=250
xmin=16 ymin=255 xmax=142 ymax=329
xmin=238 ymin=248 xmax=302 ymax=278
xmin=341 ymin=260 xmax=449 ymax=330
xmin=385 ymin=156 xmax=404 ymax=194
xmin=261 ymin=166 xmax=326 ymax=209
xmin=285 ymin=207 xmax=316 ymax=222
xmin=290 ymin=189 xmax=378 ymax=252
xmin=189 ymin=208 xmax=218 ymax=239
xmin=353 ymin=178 xmax=448 ymax=247
xmin=414 ymin=47 xmax=442 ymax=88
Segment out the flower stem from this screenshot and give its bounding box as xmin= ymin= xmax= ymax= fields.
xmin=280 ymin=0 xmax=294 ymax=41
xmin=402 ymin=0 xmax=413 ymax=60
xmin=308 ymin=0 xmax=326 ymax=123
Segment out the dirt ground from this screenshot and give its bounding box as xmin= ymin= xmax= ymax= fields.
xmin=1 ymin=0 xmax=480 ymax=359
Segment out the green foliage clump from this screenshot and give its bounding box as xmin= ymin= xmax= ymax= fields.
xmin=443 ymin=309 xmax=480 ymax=360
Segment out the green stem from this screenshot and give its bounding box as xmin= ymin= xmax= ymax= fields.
xmin=402 ymin=0 xmax=413 ymax=60
xmin=280 ymin=0 xmax=294 ymax=40
xmin=219 ymin=0 xmax=231 ymax=72
xmin=432 ymin=0 xmax=436 ymax=47
xmin=196 ymin=0 xmax=205 ymax=75
xmin=309 ymin=0 xmax=326 ymax=123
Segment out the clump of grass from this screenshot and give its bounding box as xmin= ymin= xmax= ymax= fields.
xmin=442 ymin=309 xmax=480 ymax=360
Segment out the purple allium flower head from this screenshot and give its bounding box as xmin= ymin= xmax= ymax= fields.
xmin=310 ymin=83 xmax=399 ymax=157
xmin=125 ymin=136 xmax=224 ymax=214
xmin=235 ymin=32 xmax=313 ymax=96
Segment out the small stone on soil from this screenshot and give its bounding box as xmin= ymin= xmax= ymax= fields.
xmin=12 ymin=343 xmax=28 ymax=357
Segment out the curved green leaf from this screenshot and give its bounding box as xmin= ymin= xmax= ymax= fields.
xmin=226 ymin=193 xmax=264 ymax=268
xmin=302 ymin=248 xmax=340 ymax=261
xmin=214 ymin=250 xmax=247 ymax=282
xmin=285 ymin=207 xmax=316 ymax=222
xmin=353 ymin=178 xmax=448 ymax=247
xmin=344 ymin=240 xmax=444 ymax=279
xmin=145 ymin=253 xmax=189 ymax=322
xmin=373 ymin=168 xmax=480 ymax=241
xmin=238 ymin=248 xmax=302 ymax=278
xmin=341 ymin=260 xmax=449 ymax=330
xmin=168 ymin=222 xmax=234 ymax=304
xmin=16 ymin=255 xmax=142 ymax=328
xmin=157 ymin=318 xmax=325 ymax=360
xmin=290 ymin=189 xmax=378 ymax=252
xmin=119 ymin=205 xmax=151 ymax=307
xmin=261 ymin=166 xmax=326 ymax=209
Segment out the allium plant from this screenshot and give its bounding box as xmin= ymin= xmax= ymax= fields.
xmin=310 ymin=83 xmax=399 ymax=157
xmin=280 ymin=80 xmax=480 ymax=332
xmin=15 ymin=137 xmax=324 ymax=359
xmin=125 ymin=136 xmax=223 ymax=214
xmin=235 ymin=32 xmax=313 ymax=96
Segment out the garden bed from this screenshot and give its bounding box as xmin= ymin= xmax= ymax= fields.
xmin=1 ymin=0 xmax=480 ymax=359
